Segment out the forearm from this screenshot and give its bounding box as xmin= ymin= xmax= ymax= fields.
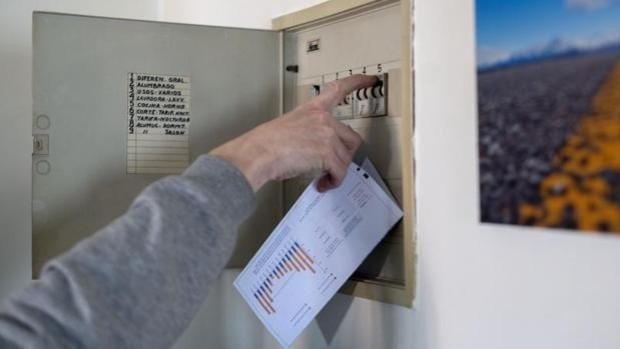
xmin=0 ymin=155 xmax=256 ymax=348
xmin=0 ymin=74 xmax=373 ymax=349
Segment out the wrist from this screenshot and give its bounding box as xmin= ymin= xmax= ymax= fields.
xmin=209 ymin=137 xmax=274 ymax=192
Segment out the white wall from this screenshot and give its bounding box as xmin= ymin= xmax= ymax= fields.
xmin=414 ymin=1 xmax=620 ymax=348
xmin=174 ymin=1 xmax=620 ymax=348
xmin=3 ymin=0 xmax=620 ymax=348
xmin=162 ymin=0 xmax=327 ymax=29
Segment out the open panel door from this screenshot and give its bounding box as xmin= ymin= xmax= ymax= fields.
xmin=32 ymin=12 xmax=281 ymax=275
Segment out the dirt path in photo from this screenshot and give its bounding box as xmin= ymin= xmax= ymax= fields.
xmin=519 ymin=61 xmax=620 ymax=232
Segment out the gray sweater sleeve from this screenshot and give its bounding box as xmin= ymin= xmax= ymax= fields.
xmin=0 ymin=155 xmax=256 ymax=349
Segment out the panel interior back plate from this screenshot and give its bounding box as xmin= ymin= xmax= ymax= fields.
xmin=282 ymin=4 xmax=406 ymax=287
xmin=32 ymin=13 xmax=280 ymax=274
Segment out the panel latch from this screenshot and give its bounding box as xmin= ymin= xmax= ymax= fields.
xmin=33 ymin=134 xmax=49 ymax=155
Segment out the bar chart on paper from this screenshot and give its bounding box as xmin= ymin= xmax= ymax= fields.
xmin=234 ymin=162 xmax=403 ymax=348
xmin=252 ymin=240 xmax=326 ymax=316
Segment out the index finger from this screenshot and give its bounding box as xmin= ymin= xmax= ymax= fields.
xmin=313 ymin=74 xmax=377 ymax=110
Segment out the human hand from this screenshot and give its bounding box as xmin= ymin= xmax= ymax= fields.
xmin=210 ymin=74 xmax=377 ymax=192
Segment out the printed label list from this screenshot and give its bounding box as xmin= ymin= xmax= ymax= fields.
xmin=127 ymin=73 xmax=191 ymax=174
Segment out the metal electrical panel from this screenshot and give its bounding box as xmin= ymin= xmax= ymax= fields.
xmin=280 ymin=1 xmax=414 ymax=306
xmin=33 ymin=0 xmax=414 ymax=307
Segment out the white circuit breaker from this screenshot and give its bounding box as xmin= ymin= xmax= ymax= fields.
xmin=305 ymin=72 xmax=388 ymax=119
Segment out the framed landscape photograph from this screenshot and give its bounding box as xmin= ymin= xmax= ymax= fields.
xmin=476 ymin=0 xmax=620 ymax=232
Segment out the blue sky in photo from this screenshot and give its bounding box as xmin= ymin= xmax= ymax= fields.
xmin=477 ymin=0 xmax=620 ymax=52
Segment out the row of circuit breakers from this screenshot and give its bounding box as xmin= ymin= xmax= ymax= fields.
xmin=313 ymin=73 xmax=388 ymax=120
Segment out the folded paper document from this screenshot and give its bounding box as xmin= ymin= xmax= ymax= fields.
xmin=234 ymin=160 xmax=403 ymax=348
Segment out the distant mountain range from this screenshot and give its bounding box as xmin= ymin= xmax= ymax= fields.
xmin=478 ymin=32 xmax=620 ymax=71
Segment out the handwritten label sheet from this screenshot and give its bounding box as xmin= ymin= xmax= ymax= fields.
xmin=234 ymin=161 xmax=403 ymax=348
xmin=127 ymin=73 xmax=191 ymax=174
